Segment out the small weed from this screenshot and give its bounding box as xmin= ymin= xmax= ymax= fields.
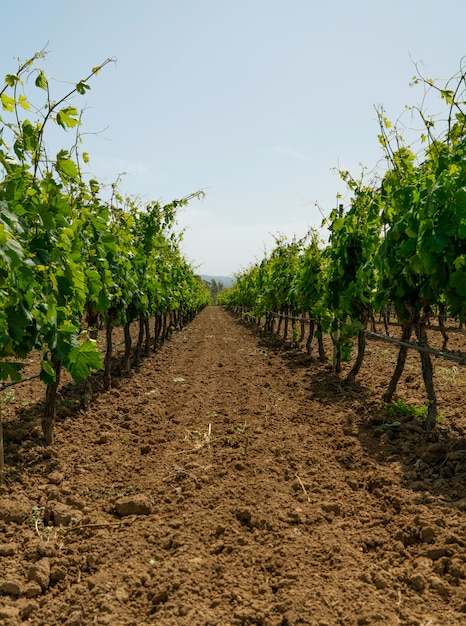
xmin=385 ymin=399 xmax=448 ymax=428
xmin=1 ymin=390 xmax=15 ymax=404
xmin=386 ymin=398 xmax=428 ymax=421
xmin=437 ymin=410 xmax=448 ymax=422
xmin=162 ymin=466 xmax=187 ymax=483
xmin=436 ymin=365 xmax=461 ymax=381
xmin=30 ymin=506 xmax=45 ymax=526
xmin=173 ymin=466 xmax=186 ymax=477
xmin=29 ymin=506 xmax=56 ymax=539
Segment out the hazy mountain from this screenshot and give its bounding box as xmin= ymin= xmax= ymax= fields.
xmin=200 ymin=275 xmax=235 ymax=288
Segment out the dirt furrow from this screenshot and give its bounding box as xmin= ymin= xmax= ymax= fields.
xmin=1 ymin=306 xmax=466 ymax=625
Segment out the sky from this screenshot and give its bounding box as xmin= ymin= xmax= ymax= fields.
xmin=1 ymin=1 xmax=466 ymax=276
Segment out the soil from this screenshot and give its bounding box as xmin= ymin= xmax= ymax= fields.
xmin=2 ymin=306 xmax=466 ymax=625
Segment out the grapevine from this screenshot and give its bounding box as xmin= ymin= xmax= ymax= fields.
xmin=0 ymin=52 xmax=210 ymax=444
xmin=220 ymin=60 xmax=466 ymax=432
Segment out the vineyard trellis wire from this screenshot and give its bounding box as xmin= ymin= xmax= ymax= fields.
xmin=235 ymin=308 xmax=466 ymax=366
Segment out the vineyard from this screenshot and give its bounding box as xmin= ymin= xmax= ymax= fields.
xmin=3 ymin=52 xmax=466 ymax=625
xmin=219 ymin=63 xmax=466 ymax=433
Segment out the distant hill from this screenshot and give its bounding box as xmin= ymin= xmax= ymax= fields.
xmin=200 ymin=275 xmax=235 ymax=289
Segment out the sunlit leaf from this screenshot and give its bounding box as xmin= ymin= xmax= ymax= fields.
xmin=35 ymin=70 xmax=48 ymax=90
xmin=56 ymin=152 xmax=79 ymax=179
xmin=18 ymin=95 xmax=30 ymax=110
xmin=66 ymin=340 xmax=102 ymax=380
xmin=1 ymin=93 xmax=15 ymax=112
xmin=5 ymin=74 xmax=21 ymax=87
xmin=56 ymin=106 xmax=81 ymax=129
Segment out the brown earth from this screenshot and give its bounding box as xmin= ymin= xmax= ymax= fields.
xmin=2 ymin=306 xmax=466 ymax=625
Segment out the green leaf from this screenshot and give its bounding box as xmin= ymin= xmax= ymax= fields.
xmin=5 ymin=74 xmax=21 ymax=87
xmin=0 ymin=361 xmax=23 ymax=382
xmin=0 ymin=201 xmax=25 ymax=233
xmin=18 ymin=95 xmax=30 ymax=110
xmin=5 ymin=304 xmax=32 ymax=344
xmin=85 ymin=268 xmax=102 ymax=298
xmin=76 ymin=80 xmax=90 ymax=95
xmin=56 ymin=106 xmax=81 ymax=129
xmin=405 ymin=224 xmax=418 ymax=239
xmin=440 ymin=89 xmax=454 ymax=105
xmin=428 ymin=232 xmax=449 ymax=254
xmin=66 ymin=340 xmax=102 ymax=380
xmin=0 ymin=236 xmax=24 ymax=267
xmin=20 ymin=119 xmax=40 ymax=153
xmin=59 ymin=322 xmax=79 ymax=336
xmin=454 ymin=255 xmax=465 ymax=270
xmin=1 ymin=93 xmax=15 ymax=112
xmin=40 ymin=359 xmax=57 ymax=384
xmin=330 ymin=217 xmax=345 ymax=232
xmin=455 ymin=188 xmax=466 ymax=211
xmin=35 ymin=70 xmax=48 ymax=90
xmin=449 ymin=269 xmax=466 ymax=297
xmin=56 ymin=152 xmax=79 ymax=179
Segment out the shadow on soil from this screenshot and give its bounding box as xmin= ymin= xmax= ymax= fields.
xmin=239 ymin=315 xmax=466 ymax=506
xmin=1 ymin=345 xmax=158 ymax=482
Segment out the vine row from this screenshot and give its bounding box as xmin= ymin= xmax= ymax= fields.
xmin=219 ymin=61 xmax=466 ymax=431
xmin=0 ymin=51 xmax=210 ymax=446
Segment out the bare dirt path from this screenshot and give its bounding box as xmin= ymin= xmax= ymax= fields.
xmin=2 ymin=306 xmax=466 ymax=625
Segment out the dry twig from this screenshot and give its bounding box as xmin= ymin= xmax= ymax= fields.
xmin=295 ymin=474 xmax=311 ymax=502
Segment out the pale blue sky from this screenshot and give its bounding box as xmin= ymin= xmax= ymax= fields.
xmin=1 ymin=1 xmax=465 ymax=275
